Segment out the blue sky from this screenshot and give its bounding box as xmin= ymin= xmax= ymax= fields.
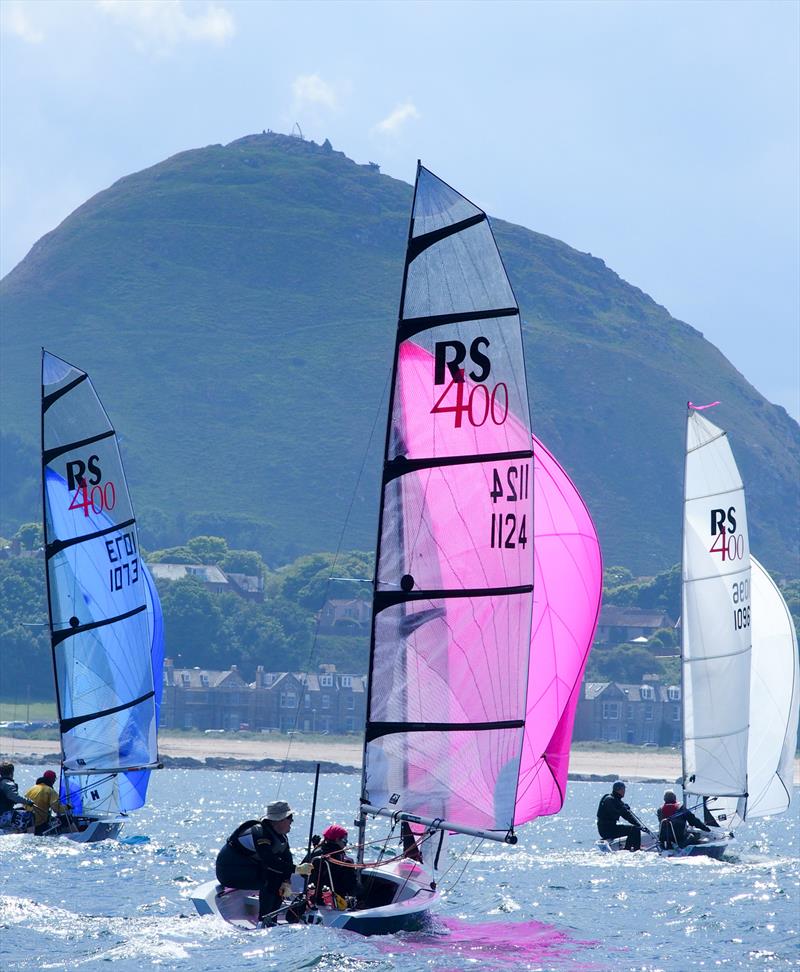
xmin=1 ymin=0 xmax=798 ymax=418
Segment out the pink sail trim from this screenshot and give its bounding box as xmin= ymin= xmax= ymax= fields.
xmin=514 ymin=435 xmax=603 ymax=825
xmin=687 ymin=401 xmax=720 ymax=410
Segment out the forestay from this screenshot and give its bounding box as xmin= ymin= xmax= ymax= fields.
xmin=363 ymin=165 xmax=534 ymax=838
xmin=42 ymin=351 xmax=160 ymax=811
xmin=681 ymin=409 xmax=751 ymax=814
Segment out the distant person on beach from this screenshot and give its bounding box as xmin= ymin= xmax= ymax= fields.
xmin=307 ymin=824 xmax=358 ymax=905
xmin=215 ymin=800 xmax=312 ymax=925
xmin=596 ymin=780 xmax=642 ymax=851
xmin=0 ymin=761 xmax=35 ymax=832
xmin=656 ymin=789 xmax=712 ymax=848
xmin=24 ymin=769 xmax=70 ymax=835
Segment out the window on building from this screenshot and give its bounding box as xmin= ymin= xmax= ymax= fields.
xmin=320 ymin=674 xmax=333 ymax=687
xmin=605 ymin=724 xmax=620 ymax=742
xmin=183 ymin=713 xmax=193 ymax=729
xmin=181 ymin=673 xmax=191 ymax=687
xmin=200 ymin=674 xmax=209 ymax=688
xmin=644 ymin=703 xmax=654 ymax=721
xmin=280 ymin=692 xmax=297 ymax=709
xmin=602 ymin=702 xmax=620 ymax=720
xmin=341 ymin=676 xmax=352 ymax=688
xmin=672 ymin=706 xmax=681 ymax=721
xmin=345 ymin=717 xmax=355 ymax=732
xmin=626 ymin=704 xmax=634 ymax=720
xmin=304 ymin=694 xmax=312 ymax=709
xmin=346 ymin=695 xmax=354 ymax=709
xmin=640 ymin=685 xmax=655 ymax=701
xmin=321 ymin=694 xmax=330 ymax=709
xmin=668 ymin=686 xmax=680 ymax=701
xmin=644 ymin=725 xmax=656 ymax=743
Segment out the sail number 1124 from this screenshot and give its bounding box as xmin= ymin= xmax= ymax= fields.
xmin=489 ymin=464 xmax=529 ymax=550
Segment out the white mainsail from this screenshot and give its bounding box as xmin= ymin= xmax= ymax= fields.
xmin=681 ymin=409 xmax=751 ymax=816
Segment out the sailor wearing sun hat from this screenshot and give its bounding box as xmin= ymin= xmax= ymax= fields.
xmin=215 ymin=799 xmax=311 ymax=924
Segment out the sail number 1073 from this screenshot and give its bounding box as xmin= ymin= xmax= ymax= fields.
xmin=489 ymin=464 xmax=529 ymax=549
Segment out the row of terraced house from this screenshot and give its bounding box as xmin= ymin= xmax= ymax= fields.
xmin=160 ymin=659 xmax=684 ymax=745
xmin=161 ymin=660 xmax=366 ymax=733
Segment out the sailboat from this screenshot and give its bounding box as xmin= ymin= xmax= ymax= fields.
xmin=37 ymin=349 xmax=163 ymax=842
xmin=601 ymin=404 xmax=798 ymax=858
xmin=191 ymin=165 xmax=601 ymax=932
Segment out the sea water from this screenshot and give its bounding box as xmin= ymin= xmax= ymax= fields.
xmin=1 ymin=765 xmax=797 ymax=971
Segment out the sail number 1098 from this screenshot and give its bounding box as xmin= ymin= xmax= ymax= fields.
xmin=489 ymin=464 xmax=529 ymax=550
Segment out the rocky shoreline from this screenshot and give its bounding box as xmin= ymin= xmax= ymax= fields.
xmin=1 ymin=750 xmax=663 ymax=783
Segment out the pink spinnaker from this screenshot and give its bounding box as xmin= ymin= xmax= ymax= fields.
xmin=368 ymin=341 xmax=600 ymax=832
xmin=516 ymin=434 xmax=602 ymax=824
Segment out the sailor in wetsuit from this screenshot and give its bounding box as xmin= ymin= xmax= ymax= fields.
xmin=596 ymin=780 xmax=642 ymax=851
xmin=215 ymin=800 xmax=309 ymax=924
xmin=657 ymin=790 xmax=712 ymax=848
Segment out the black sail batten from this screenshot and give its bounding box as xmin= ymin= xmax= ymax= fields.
xmin=374 ymin=583 xmax=533 ymax=614
xmin=398 ymin=307 xmax=518 ymax=342
xmin=406 ymin=212 xmax=485 ymax=262
xmin=43 ymin=428 xmax=115 ymax=466
xmin=51 ymin=603 xmax=147 ymax=647
xmin=46 ymin=517 xmax=137 ymax=559
xmin=366 ymin=718 xmax=525 ymax=744
xmin=60 ymin=690 xmax=156 ymax=734
xmin=42 ymin=372 xmax=88 ymax=412
xmin=384 ymin=448 xmax=533 ymax=484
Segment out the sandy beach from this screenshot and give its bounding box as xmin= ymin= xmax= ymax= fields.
xmin=4 ymin=732 xmax=798 ymax=783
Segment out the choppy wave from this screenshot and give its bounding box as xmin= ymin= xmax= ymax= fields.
xmin=1 ymin=770 xmax=797 ymax=971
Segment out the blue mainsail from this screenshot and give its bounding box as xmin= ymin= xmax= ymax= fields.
xmin=42 ymin=350 xmax=162 ymax=816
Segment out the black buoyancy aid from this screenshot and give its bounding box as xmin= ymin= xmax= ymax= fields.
xmin=227 ymin=818 xmax=293 ymax=884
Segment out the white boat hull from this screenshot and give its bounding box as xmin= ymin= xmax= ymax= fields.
xmin=596 ymin=829 xmax=733 ymax=860
xmin=190 ymin=858 xmax=439 ymax=935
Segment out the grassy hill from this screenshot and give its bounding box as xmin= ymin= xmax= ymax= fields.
xmin=1 ymin=133 xmax=798 ymax=576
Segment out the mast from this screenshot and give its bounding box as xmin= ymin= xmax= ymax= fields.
xmin=41 ymin=349 xmax=67 ymax=780
xmin=357 ymin=162 xmax=422 ymax=863
xmin=679 ymin=404 xmax=690 ymax=802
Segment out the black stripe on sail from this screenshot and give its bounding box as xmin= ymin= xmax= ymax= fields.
xmin=42 ymin=373 xmax=88 ymax=413
xmin=374 ymin=583 xmax=532 ymax=614
xmin=43 ymin=428 xmax=115 ymax=466
xmin=366 ymin=718 xmax=525 ymax=743
xmin=51 ymin=603 xmax=147 ymax=647
xmin=60 ymin=689 xmax=155 ymax=734
xmin=384 ymin=448 xmax=533 ymax=485
xmin=46 ymin=518 xmax=136 ymax=559
xmin=407 ymin=212 xmax=485 ymax=262
xmin=398 ymin=306 xmax=518 ymax=342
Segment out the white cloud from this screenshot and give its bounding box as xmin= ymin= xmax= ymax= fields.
xmin=1 ymin=3 xmax=45 ymax=44
xmin=372 ymin=102 xmax=420 ymax=135
xmin=96 ymin=0 xmax=235 ymax=53
xmin=292 ymin=74 xmax=338 ymax=111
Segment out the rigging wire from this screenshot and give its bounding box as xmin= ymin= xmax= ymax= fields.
xmin=276 ymin=369 xmax=392 ymax=793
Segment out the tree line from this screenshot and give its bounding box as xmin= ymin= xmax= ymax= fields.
xmin=1 ymin=524 xmax=797 ymax=701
